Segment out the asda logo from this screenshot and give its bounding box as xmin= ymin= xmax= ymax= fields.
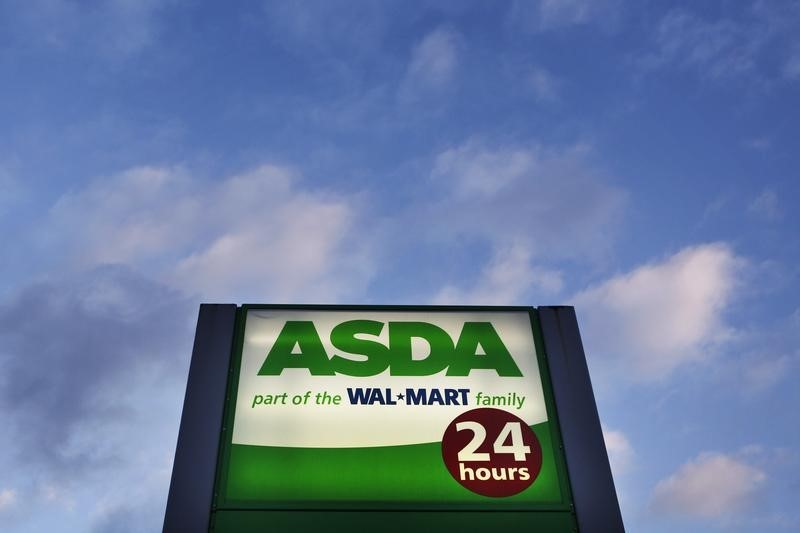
xmin=258 ymin=320 xmax=524 ymax=377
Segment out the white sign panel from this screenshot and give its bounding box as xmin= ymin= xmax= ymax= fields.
xmin=232 ymin=309 xmax=547 ymax=448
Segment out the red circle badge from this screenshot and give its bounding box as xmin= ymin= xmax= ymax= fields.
xmin=441 ymin=408 xmax=543 ymax=497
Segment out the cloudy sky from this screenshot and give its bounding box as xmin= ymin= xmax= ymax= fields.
xmin=1 ymin=1 xmax=799 ymax=531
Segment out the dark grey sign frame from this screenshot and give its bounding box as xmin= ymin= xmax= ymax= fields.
xmin=163 ymin=304 xmax=624 ymax=533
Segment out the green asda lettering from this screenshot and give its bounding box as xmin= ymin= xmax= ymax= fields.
xmin=258 ymin=320 xmax=523 ymax=377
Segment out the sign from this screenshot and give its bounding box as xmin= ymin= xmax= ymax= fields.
xmin=220 ymin=309 xmax=567 ymax=507
xmin=164 ymin=305 xmax=625 ymax=533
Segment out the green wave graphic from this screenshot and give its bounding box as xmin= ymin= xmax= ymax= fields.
xmin=221 ymin=422 xmax=563 ymax=505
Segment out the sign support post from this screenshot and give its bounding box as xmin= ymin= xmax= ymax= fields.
xmin=539 ymin=306 xmax=625 ymax=533
xmin=164 ymin=304 xmax=237 ymax=533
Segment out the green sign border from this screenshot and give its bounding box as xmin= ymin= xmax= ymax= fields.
xmin=208 ymin=305 xmax=577 ymax=529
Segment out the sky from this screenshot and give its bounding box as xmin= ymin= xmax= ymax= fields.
xmin=0 ymin=0 xmax=799 ymax=531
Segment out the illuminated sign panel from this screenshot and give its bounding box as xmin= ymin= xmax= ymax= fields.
xmin=163 ymin=305 xmax=624 ymax=533
xmin=219 ymin=309 xmax=568 ymax=507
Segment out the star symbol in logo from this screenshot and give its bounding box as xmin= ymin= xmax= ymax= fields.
xmin=396 ymin=393 xmax=405 ymax=401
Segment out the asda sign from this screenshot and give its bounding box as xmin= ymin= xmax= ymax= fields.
xmin=164 ymin=305 xmax=625 ymax=533
xmin=257 ymin=320 xmax=522 ymax=376
xmin=232 ymin=310 xmax=547 ymax=452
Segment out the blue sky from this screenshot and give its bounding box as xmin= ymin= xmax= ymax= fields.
xmin=1 ymin=1 xmax=799 ymax=531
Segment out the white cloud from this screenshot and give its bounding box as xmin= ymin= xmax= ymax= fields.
xmin=642 ymin=9 xmax=759 ymax=79
xmin=741 ymin=137 xmax=771 ymax=151
xmin=262 ymin=0 xmax=389 ymax=58
xmin=49 ymin=166 xmax=196 ymax=265
xmin=748 ymin=189 xmax=782 ymax=220
xmin=46 ymin=164 xmax=373 ymax=302
xmin=432 ymin=140 xmax=538 ymax=197
xmin=0 ymin=266 xmax=192 ymax=479
xmin=785 ymin=45 xmax=800 ymax=79
xmin=0 ymin=266 xmax=193 ymax=532
xmin=0 ymin=489 xmax=17 ymax=511
xmin=641 ymin=4 xmax=800 ymax=85
xmin=428 ymin=139 xmax=626 ymax=260
xmin=510 ymin=0 xmax=622 ymax=32
xmin=603 ymin=428 xmax=634 ymax=476
xmin=697 ymin=194 xmax=728 ymax=226
xmin=717 ymin=307 xmax=800 ymax=395
xmin=0 ymin=167 xmax=22 ymax=214
xmin=651 ymin=452 xmax=766 ymax=518
xmin=742 ymin=354 xmax=793 ymax=393
xmin=573 ymin=243 xmax=742 ymax=380
xmin=172 ymin=175 xmax=364 ymax=302
xmin=43 ymin=484 xmax=76 ymax=511
xmin=529 ymin=66 xmax=560 ymax=102
xmin=401 ymin=27 xmax=460 ymax=96
xmin=98 ymin=0 xmax=166 ymax=56
xmin=434 ymin=242 xmax=563 ymax=305
xmin=12 ymin=0 xmax=169 ymax=57
xmin=87 ymin=446 xmax=175 ymax=532
xmin=538 ymin=0 xmax=600 ymax=28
